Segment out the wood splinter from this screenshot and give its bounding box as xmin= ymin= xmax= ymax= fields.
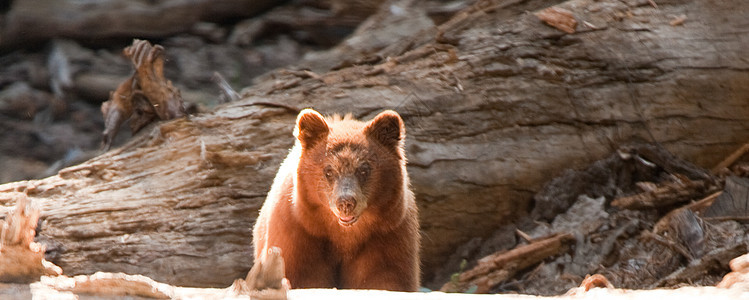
xmin=101 ymin=39 xmax=187 ymax=150
xmin=566 ymin=274 xmax=614 ymax=295
xmin=611 ymin=176 xmax=711 ymax=210
xmin=535 ymin=7 xmax=577 ymax=34
xmin=712 ymin=142 xmax=749 ymax=174
xmin=229 ymin=246 xmax=289 ymax=300
xmin=717 ymin=253 xmax=749 ymax=289
xmin=0 ymin=194 xmax=62 ymax=283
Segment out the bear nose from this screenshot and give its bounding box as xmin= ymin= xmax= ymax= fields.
xmin=336 ymin=196 xmax=356 ymax=215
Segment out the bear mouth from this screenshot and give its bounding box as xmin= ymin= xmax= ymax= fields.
xmin=338 ymin=215 xmax=359 ymax=226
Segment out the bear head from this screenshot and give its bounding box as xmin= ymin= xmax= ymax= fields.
xmin=294 ymin=109 xmax=407 ymax=229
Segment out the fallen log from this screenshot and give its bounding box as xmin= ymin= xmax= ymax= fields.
xmin=0 ymin=0 xmax=280 ymax=49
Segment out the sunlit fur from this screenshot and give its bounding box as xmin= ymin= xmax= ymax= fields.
xmin=252 ymin=109 xmax=420 ymax=291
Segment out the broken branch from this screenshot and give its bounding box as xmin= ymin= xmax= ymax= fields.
xmin=101 ymin=39 xmax=187 ymax=149
xmin=611 ymin=177 xmax=711 ymax=209
xmin=712 ymin=143 xmax=749 ymax=174
xmin=123 ymin=39 xmax=186 ymax=120
xmin=441 ymin=233 xmax=574 ymax=293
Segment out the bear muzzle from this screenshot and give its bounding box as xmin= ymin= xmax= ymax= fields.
xmin=332 ymin=177 xmax=364 ymax=226
xmin=336 ymin=196 xmax=359 ymax=226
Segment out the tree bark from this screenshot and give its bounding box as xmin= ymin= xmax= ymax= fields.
xmin=1 ymin=0 xmax=749 ymax=288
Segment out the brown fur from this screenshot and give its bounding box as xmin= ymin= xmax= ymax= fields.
xmin=252 ymin=109 xmax=420 ymax=291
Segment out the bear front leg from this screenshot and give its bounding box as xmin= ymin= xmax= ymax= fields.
xmin=268 ymin=232 xmax=337 ymax=289
xmin=339 ymin=237 xmax=420 ymax=291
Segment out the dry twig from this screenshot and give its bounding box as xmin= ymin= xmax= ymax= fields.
xmin=712 ymin=143 xmax=749 ymax=174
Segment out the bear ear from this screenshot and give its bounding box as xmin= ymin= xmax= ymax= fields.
xmin=294 ymin=108 xmax=329 ymax=148
xmin=365 ymin=110 xmax=405 ymax=151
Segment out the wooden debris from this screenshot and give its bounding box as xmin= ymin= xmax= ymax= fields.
xmin=718 ymin=253 xmax=749 ymax=289
xmin=229 ymin=246 xmax=289 ymax=300
xmin=655 ymin=243 xmax=747 ymax=288
xmin=212 ymin=72 xmax=241 ymax=104
xmin=643 ymin=179 xmax=749 ymax=288
xmin=670 ymin=14 xmax=687 ymax=26
xmin=566 ymin=274 xmax=614 ymax=295
xmin=100 ymin=39 xmax=186 ymax=150
xmin=535 ymin=7 xmax=577 ymax=34
xmin=124 ymin=39 xmax=186 ymax=121
xmin=646 ymin=193 xmax=720 ymax=263
xmin=648 ymin=208 xmax=700 ymax=260
xmin=101 ymin=75 xmax=136 ymax=149
xmin=1 ymin=194 xmax=286 ymax=298
xmin=686 ymin=191 xmax=722 ymax=213
xmin=622 ymin=145 xmax=712 ymax=181
xmin=642 ymin=231 xmax=695 ymax=261
xmin=713 ymin=143 xmax=749 ymax=173
xmin=611 ymin=176 xmax=711 ymax=209
xmin=663 ymin=208 xmax=705 ymax=259
xmin=440 ymin=233 xmax=574 ymax=293
xmin=533 ymin=144 xmax=713 ymax=222
xmin=636 ymin=181 xmax=659 ymax=193
xmin=279 ymin=69 xmax=322 ymax=80
xmin=46 ymin=272 xmax=173 ymax=298
xmin=236 ymin=102 xmax=302 ymax=114
xmin=515 ymin=229 xmax=533 ymax=243
xmin=727 ymin=163 xmax=749 ymax=178
xmin=0 ymin=194 xmax=62 ymax=283
xmin=703 ymin=176 xmax=749 ymax=222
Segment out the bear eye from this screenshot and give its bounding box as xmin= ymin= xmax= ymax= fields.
xmin=356 ymin=163 xmax=371 ymax=182
xmin=324 ymin=166 xmax=334 ymax=181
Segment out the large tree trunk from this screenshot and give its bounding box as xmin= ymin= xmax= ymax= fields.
xmin=1 ymin=0 xmax=748 ymax=288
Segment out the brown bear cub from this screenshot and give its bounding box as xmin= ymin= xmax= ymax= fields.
xmin=252 ymin=109 xmax=420 ymax=291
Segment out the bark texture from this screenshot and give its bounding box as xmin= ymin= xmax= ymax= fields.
xmin=1 ymin=0 xmax=749 ymax=288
